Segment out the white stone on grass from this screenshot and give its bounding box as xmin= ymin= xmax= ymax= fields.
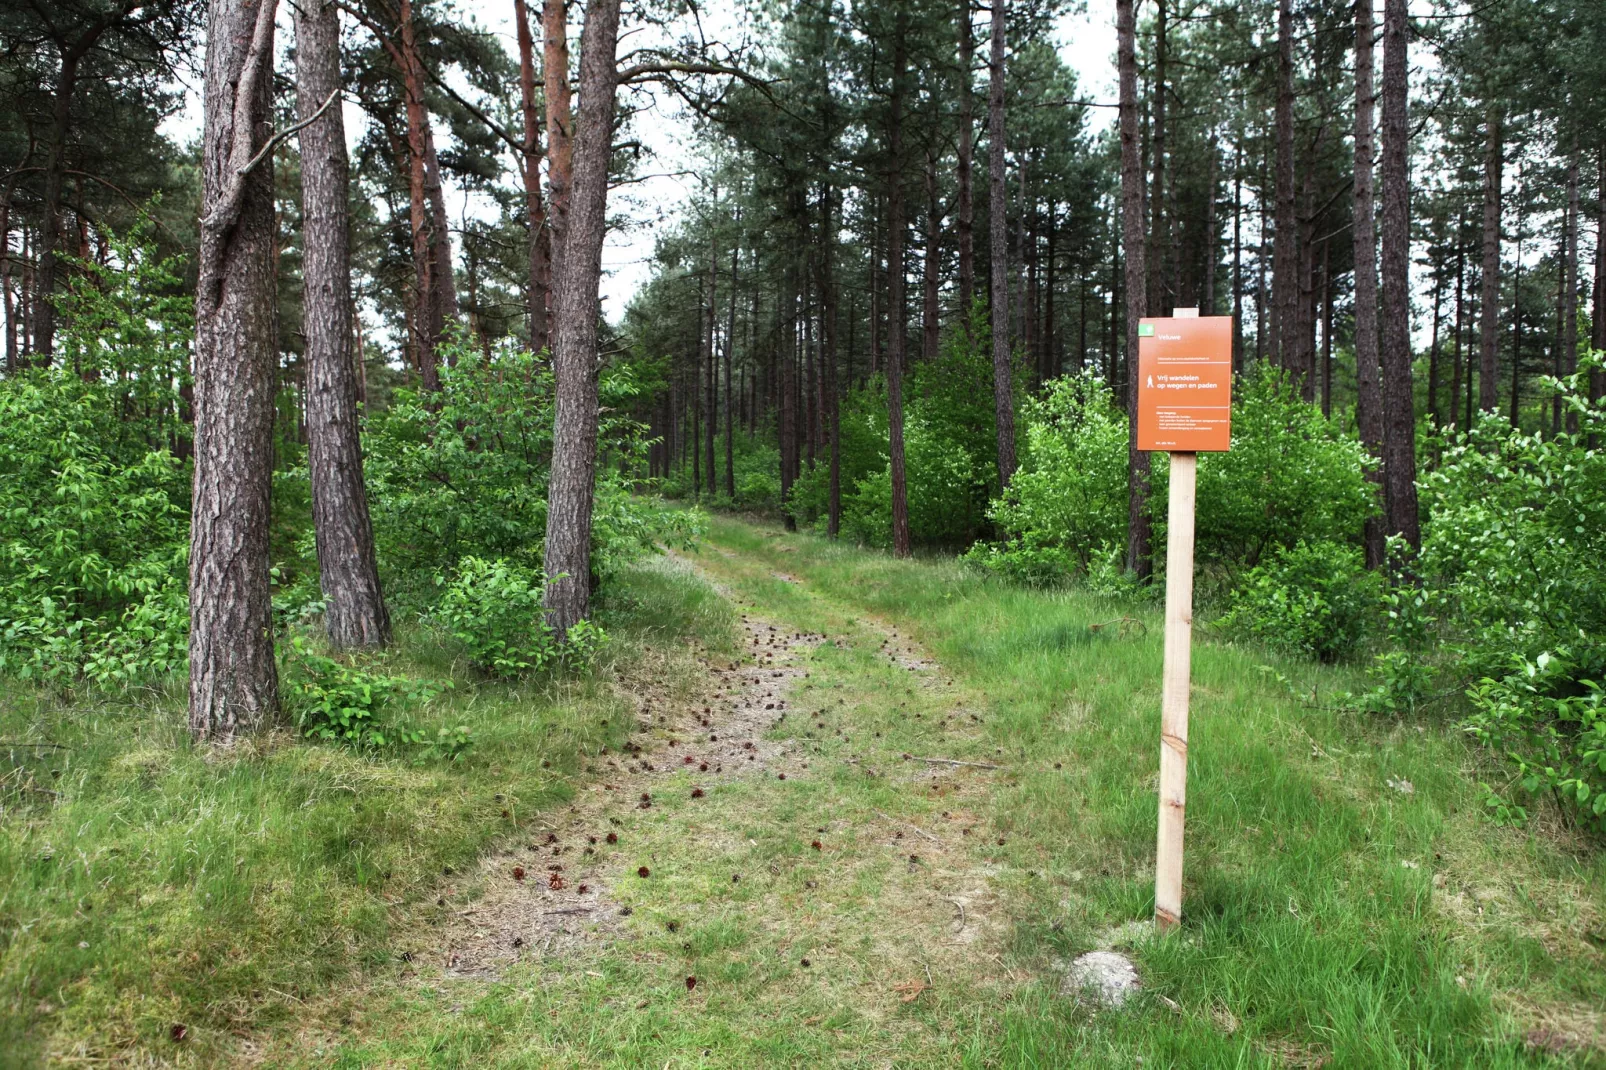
xmin=1060 ymin=950 xmax=1141 ymax=1008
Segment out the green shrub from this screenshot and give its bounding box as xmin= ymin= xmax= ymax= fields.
xmin=1465 ymin=649 xmax=1605 ymax=832
xmin=1420 ymin=361 xmax=1606 ymax=828
xmin=1219 ymin=541 xmax=1380 ymax=662
xmin=963 ymin=372 xmax=1128 ymax=584
xmin=1190 ymin=366 xmax=1376 ymax=569
xmin=282 ymin=635 xmax=467 ymax=759
xmin=0 ymin=225 xmax=192 ymax=686
xmin=430 ymin=557 xmax=607 ymax=677
xmin=364 ymin=335 xmax=685 ymax=608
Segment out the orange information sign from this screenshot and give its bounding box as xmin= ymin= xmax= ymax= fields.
xmin=1136 ymin=315 xmax=1233 ymax=452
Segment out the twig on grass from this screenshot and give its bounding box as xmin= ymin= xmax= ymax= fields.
xmin=906 ymin=755 xmax=1000 ymax=770
xmin=875 ymin=809 xmax=943 ymax=843
xmin=943 ymin=897 xmax=967 ymax=933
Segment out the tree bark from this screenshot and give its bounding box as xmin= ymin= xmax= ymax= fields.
xmin=887 ymin=10 xmax=912 ymax=557
xmin=820 ymin=188 xmax=841 ymax=539
xmin=1118 ymin=0 xmax=1151 ymax=580
xmin=725 ymin=227 xmax=739 ymax=498
xmin=1353 ymin=0 xmax=1385 ymax=569
xmin=514 ymin=0 xmax=552 ymax=354
xmin=1379 ymin=0 xmax=1419 ymax=550
xmin=542 ymin=0 xmax=622 ymax=635
xmin=1149 ymin=0 xmax=1168 ymax=312
xmin=1478 ymin=105 xmax=1503 ymax=413
xmin=956 ymin=0 xmax=976 ymax=316
xmin=988 ymin=0 xmax=1017 ymax=489
xmin=706 ymin=221 xmax=718 ymax=497
xmin=923 ymin=148 xmax=941 ymax=364
xmin=544 ymin=0 xmax=575 ymax=293
xmin=296 ymin=0 xmax=390 ymax=650
xmin=1593 ymin=143 xmax=1604 ymax=407
xmin=1273 ymin=0 xmax=1297 ymax=370
xmin=398 ymin=0 xmax=439 ymax=389
xmin=190 ymin=0 xmax=281 ymax=741
xmin=1560 ymin=149 xmax=1578 ymax=433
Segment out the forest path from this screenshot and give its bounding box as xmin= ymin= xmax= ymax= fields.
xmin=277 ymin=519 xmax=1045 ymax=1066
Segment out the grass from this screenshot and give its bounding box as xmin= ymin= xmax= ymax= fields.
xmin=0 ymin=557 xmax=733 ymax=1065
xmin=4 ymin=517 xmax=1604 ymax=1066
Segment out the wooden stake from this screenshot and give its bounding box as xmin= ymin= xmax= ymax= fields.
xmin=1154 ymin=450 xmax=1196 ymax=931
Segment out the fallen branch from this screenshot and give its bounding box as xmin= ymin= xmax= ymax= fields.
xmin=543 ymin=907 xmax=593 ymax=915
xmin=875 ymin=809 xmax=942 ymax=843
xmin=905 ymin=755 xmax=1000 ymax=770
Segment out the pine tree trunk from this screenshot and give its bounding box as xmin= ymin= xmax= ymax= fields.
xmin=398 ymin=0 xmax=438 ymax=389
xmin=1593 ymin=143 xmax=1604 ymax=407
xmin=1118 ymin=0 xmax=1151 ymax=581
xmin=544 ymin=0 xmax=574 ymax=292
xmin=295 ymin=0 xmax=390 ymax=650
xmin=1379 ymin=0 xmax=1419 ymax=550
xmin=1450 ymin=234 xmax=1465 ymax=430
xmin=957 ymin=0 xmax=975 ymax=317
xmin=887 ymin=11 xmax=912 ymax=558
xmin=190 ymin=0 xmax=281 ymax=741
xmin=514 ymin=0 xmax=551 ymax=354
xmin=706 ymin=225 xmax=718 ymax=497
xmin=1353 ymin=0 xmax=1385 ymax=569
xmin=422 ymin=120 xmax=458 ymax=338
xmin=988 ymin=0 xmax=1017 ymax=489
xmin=1273 ymin=0 xmax=1297 ymax=370
xmin=1560 ymin=150 xmax=1579 ymax=433
xmin=725 ymin=232 xmax=738 ymax=498
xmin=1149 ymin=0 xmax=1168 ymax=312
xmin=923 ymin=149 xmax=941 ymax=364
xmin=542 ymin=0 xmax=622 ymax=635
xmin=820 ymin=187 xmax=841 ymax=538
xmin=1478 ymin=105 xmax=1503 ymax=413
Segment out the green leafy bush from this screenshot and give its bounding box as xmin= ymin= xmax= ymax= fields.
xmin=1190 ymin=366 xmax=1376 ymax=569
xmin=1420 ymin=363 xmax=1606 ymax=828
xmin=430 ymin=557 xmax=607 ymax=677
xmin=1219 ymin=541 xmax=1380 ymax=662
xmin=963 ymin=372 xmax=1128 ymax=584
xmin=282 ymin=636 xmax=467 ymax=759
xmin=0 ymin=226 xmax=192 ymax=685
xmin=972 ymin=365 xmax=1373 ymax=588
xmin=364 ymin=336 xmax=688 ymax=608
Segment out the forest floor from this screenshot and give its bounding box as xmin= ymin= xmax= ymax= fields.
xmin=6 ymin=515 xmax=1606 ymax=1067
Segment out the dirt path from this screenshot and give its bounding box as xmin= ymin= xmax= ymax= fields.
xmin=416 ymin=552 xmax=1015 ymax=1011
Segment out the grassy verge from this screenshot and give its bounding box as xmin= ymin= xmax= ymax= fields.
xmin=0 ymin=557 xmax=735 ymax=1065
xmin=6 ymin=519 xmax=1604 ymax=1066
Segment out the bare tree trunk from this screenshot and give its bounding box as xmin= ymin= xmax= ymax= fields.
xmin=988 ymin=0 xmax=1017 ymax=489
xmin=1478 ymin=105 xmax=1503 ymax=413
xmin=725 ymin=229 xmax=738 ymax=498
xmin=820 ymin=188 xmax=841 ymax=538
xmin=295 ymin=0 xmax=390 ymax=650
xmin=398 ymin=0 xmax=439 ymax=389
xmin=923 ymin=148 xmax=941 ymax=363
xmin=544 ymin=0 xmax=574 ymax=293
xmin=1149 ymin=0 xmax=1168 ymax=312
xmin=1560 ymin=149 xmax=1579 ymax=433
xmin=422 ymin=120 xmax=458 ymax=338
xmin=542 ymin=0 xmax=622 ymax=635
xmin=1204 ymin=133 xmax=1218 ymax=314
xmin=888 ymin=11 xmax=912 ymax=557
xmin=1379 ymin=0 xmax=1418 ymax=550
xmin=1450 ymin=231 xmax=1465 ymax=430
xmin=957 ymin=0 xmax=975 ymax=316
xmin=514 ymin=0 xmax=552 ymax=354
xmin=1593 ymin=143 xmax=1604 ymax=408
xmin=1118 ymin=0 xmax=1151 ymax=580
xmin=1273 ymin=0 xmax=1296 ymax=370
xmin=706 ymin=222 xmax=718 ymax=497
xmin=1353 ymin=0 xmax=1385 ymax=569
xmin=190 ymin=0 xmax=281 ymax=741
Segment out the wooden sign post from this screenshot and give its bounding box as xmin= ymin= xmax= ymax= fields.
xmin=1136 ymin=309 xmax=1233 ymax=932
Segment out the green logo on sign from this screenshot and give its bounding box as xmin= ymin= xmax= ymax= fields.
xmin=1138 ymin=323 xmax=1155 ymax=337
